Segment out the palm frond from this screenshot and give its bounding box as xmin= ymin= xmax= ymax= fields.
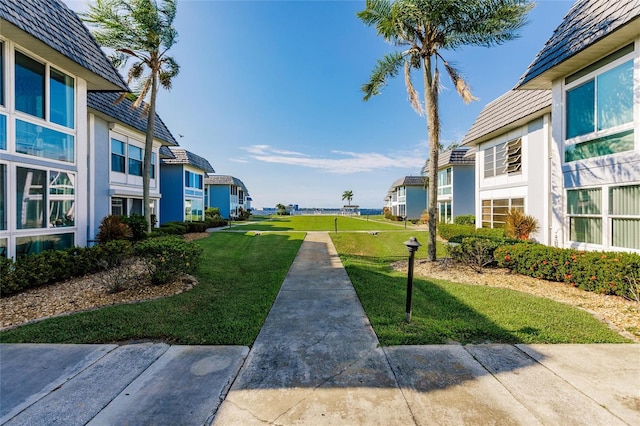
xmin=404 ymin=60 xmax=424 ymax=116
xmin=441 ymin=59 xmax=477 ymax=104
xmin=362 ymin=51 xmax=405 ymax=101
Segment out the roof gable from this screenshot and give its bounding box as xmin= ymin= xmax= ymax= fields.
xmin=461 ymin=89 xmax=551 ymax=145
xmin=0 ymin=0 xmax=128 ymax=91
xmin=422 ymin=148 xmax=476 ymax=173
xmin=88 ymin=92 xmax=178 ymax=146
xmin=518 ymin=0 xmax=640 ymax=89
xmin=205 ymin=175 xmax=249 ymax=193
xmin=160 ymin=147 xmax=215 ymax=173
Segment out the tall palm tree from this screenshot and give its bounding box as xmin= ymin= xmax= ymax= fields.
xmin=342 ymin=190 xmax=354 ymax=207
xmin=358 ymin=0 xmax=532 ymax=260
xmin=84 ymin=0 xmax=180 ymax=233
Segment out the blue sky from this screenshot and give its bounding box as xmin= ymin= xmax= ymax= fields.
xmin=68 ymin=0 xmax=574 ymax=209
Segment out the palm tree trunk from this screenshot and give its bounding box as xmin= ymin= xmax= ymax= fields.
xmin=143 ymin=73 xmax=158 ymax=234
xmin=423 ymin=55 xmax=439 ymax=262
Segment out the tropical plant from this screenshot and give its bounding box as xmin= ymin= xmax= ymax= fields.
xmin=276 ymin=203 xmax=287 ymax=215
xmin=505 ymin=209 xmax=539 ymax=240
xmin=342 ymin=190 xmax=354 ymax=206
xmin=358 ymin=0 xmax=532 ymax=260
xmin=97 ymin=215 xmax=133 ymax=243
xmin=83 ymin=0 xmax=180 ymax=233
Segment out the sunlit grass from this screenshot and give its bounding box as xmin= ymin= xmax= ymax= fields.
xmin=228 ymin=215 xmax=414 ymax=232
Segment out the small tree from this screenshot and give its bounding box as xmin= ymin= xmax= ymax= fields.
xmin=342 ymin=190 xmax=354 ymax=207
xmin=276 ymin=203 xmax=287 ymax=216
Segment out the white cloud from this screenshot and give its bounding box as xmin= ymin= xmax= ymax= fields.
xmin=240 ymin=144 xmax=425 ymax=174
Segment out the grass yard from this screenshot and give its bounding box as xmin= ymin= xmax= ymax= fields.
xmin=331 ymin=232 xmax=630 ymax=345
xmin=0 ymin=232 xmax=304 ymax=345
xmin=228 ymin=215 xmax=412 ymax=232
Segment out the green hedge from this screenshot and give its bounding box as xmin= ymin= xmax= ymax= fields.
xmin=495 ymin=244 xmax=640 ymax=299
xmin=453 ymin=215 xmax=475 ymax=225
xmin=1 ymin=240 xmax=131 ymax=296
xmin=133 ymin=236 xmax=203 ymax=285
xmin=438 ymin=223 xmax=506 ymax=241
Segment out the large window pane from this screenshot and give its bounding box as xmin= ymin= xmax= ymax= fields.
xmin=0 ymin=164 xmax=5 ymax=230
xmin=0 ymin=238 xmax=6 ymax=258
xmin=610 ymin=185 xmax=640 ymax=215
xmin=111 ymin=197 xmax=126 ymax=216
xmin=570 ymin=217 xmax=602 ymax=244
xmin=597 ymin=60 xmax=633 ymax=131
xmin=128 ymin=145 xmax=143 ymax=176
xmin=612 ymin=219 xmax=640 ymax=250
xmin=16 ymin=119 xmax=74 ymax=162
xmin=151 ymin=152 xmax=156 ymax=179
xmin=17 ymin=167 xmax=46 ymax=229
xmin=0 ymin=41 xmax=3 ymax=106
xmin=566 ymin=80 xmax=594 ymax=139
xmin=131 ymin=198 xmax=143 ymax=215
xmin=565 ymin=129 xmax=634 ymax=162
xmin=50 ymin=68 xmax=75 ymax=128
xmin=15 ymin=51 xmax=45 ymax=119
xmin=567 ymin=188 xmax=601 ymax=215
xmin=49 ymin=171 xmax=75 ymax=227
xmin=16 ymin=233 xmax=74 ymax=258
xmin=0 ymin=114 xmax=5 ymax=150
xmin=111 ymin=139 xmax=126 ymax=173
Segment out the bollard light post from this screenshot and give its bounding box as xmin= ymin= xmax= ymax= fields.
xmin=403 ymin=237 xmax=421 ymax=322
xmin=334 ymin=217 xmax=338 ymax=234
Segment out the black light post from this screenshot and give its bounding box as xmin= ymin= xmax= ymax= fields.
xmin=334 ymin=217 xmax=338 ymax=233
xmin=404 ymin=237 xmax=421 ymax=322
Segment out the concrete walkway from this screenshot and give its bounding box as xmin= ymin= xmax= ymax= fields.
xmin=1 ymin=232 xmax=639 ymax=425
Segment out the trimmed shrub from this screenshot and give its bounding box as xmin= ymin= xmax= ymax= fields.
xmin=438 ymin=223 xmax=505 ymax=241
xmin=447 ymin=237 xmax=507 ymax=272
xmin=121 ymin=214 xmax=148 ymax=241
xmin=505 ymin=209 xmax=539 ymax=240
xmin=133 ymin=236 xmax=203 ymax=285
xmin=496 ymin=244 xmax=640 ymax=299
xmin=454 ymin=215 xmax=475 ymax=225
xmin=158 ymin=221 xmax=188 ymax=235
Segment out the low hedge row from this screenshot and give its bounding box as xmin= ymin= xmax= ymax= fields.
xmin=1 ymin=237 xmax=204 ymax=296
xmin=157 ymin=219 xmax=227 ymax=236
xmin=438 ymin=223 xmax=506 ymax=241
xmin=495 ymin=244 xmax=640 ymax=299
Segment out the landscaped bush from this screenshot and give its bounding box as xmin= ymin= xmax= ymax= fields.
xmin=121 ymin=214 xmax=148 ymax=241
xmin=133 ymin=236 xmax=203 ymax=285
xmin=447 ymin=237 xmax=511 ymax=271
xmin=97 ymin=215 xmax=133 ymax=242
xmin=0 ymin=240 xmax=132 ymax=296
xmin=438 ymin=223 xmax=505 ymax=241
xmin=453 ymin=215 xmax=475 ymax=225
xmin=158 ymin=221 xmax=188 ymax=235
xmin=185 ymin=221 xmax=209 ymax=233
xmin=496 ymin=244 xmax=640 ymax=299
xmin=504 ymin=209 xmax=539 ymax=241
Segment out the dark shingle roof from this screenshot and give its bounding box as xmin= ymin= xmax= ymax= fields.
xmin=0 ymin=0 xmax=128 ymax=91
xmin=204 ymin=175 xmax=249 ymax=193
xmin=518 ymin=0 xmax=640 ymax=89
xmin=461 ymin=90 xmax=551 ymax=145
xmin=160 ymin=147 xmax=215 ymax=173
xmin=88 ymin=92 xmax=178 ymax=146
xmin=422 ymin=147 xmax=475 ymax=174
xmin=389 ymin=176 xmax=426 ymax=190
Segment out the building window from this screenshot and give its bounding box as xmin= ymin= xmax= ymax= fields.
xmin=567 ymin=188 xmax=602 ymax=245
xmin=609 ymin=185 xmax=640 ymax=250
xmin=481 ymin=198 xmax=524 ymax=228
xmin=111 ymin=197 xmax=126 ymax=216
xmin=0 ymin=238 xmax=6 ymax=258
xmin=16 ymin=167 xmax=46 ymax=229
xmin=438 ymin=167 xmax=452 ymax=195
xmin=438 ymin=201 xmax=452 ymax=224
xmin=131 ymin=198 xmax=143 ymax=215
xmin=239 ymin=190 xmax=244 ymax=205
xmin=185 ymin=171 xmax=203 ymax=189
xmin=16 ymin=119 xmax=74 ymax=162
xmin=151 ymin=152 xmax=156 ymax=179
xmin=0 ymin=164 xmax=5 ymax=230
xmin=484 ymin=138 xmax=522 ymax=177
xmin=0 ymin=114 xmax=5 ymax=150
xmin=231 ymin=185 xmax=238 ymax=196
xmin=128 ymin=145 xmax=143 ymax=176
xmin=15 ymin=51 xmax=45 ymax=119
xmin=49 ymin=68 xmax=74 ymax=128
xmin=565 ymin=47 xmax=634 ymax=162
xmin=49 ymin=171 xmax=75 ymax=227
xmin=111 ymin=139 xmax=126 ymax=173
xmin=0 ymin=41 xmax=4 ymax=106
xmin=16 ymin=233 xmax=74 ymax=259
xmin=184 ymin=198 xmax=203 ymax=222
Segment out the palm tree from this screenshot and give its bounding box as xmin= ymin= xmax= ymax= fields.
xmin=83 ymin=0 xmax=180 ymax=233
xmin=275 ymin=203 xmax=287 ymax=215
xmin=358 ymin=0 xmax=532 ymax=260
xmin=342 ymin=190 xmax=354 ymax=207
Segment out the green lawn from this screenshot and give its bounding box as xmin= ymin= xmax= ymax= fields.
xmin=0 ymin=232 xmax=304 ymax=345
xmin=331 ymin=232 xmax=630 ymax=345
xmin=228 ymin=215 xmax=413 ymax=232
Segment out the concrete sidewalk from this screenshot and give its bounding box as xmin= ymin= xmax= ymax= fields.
xmin=1 ymin=232 xmax=639 ymax=425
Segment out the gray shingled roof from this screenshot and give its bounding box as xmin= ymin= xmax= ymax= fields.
xmin=422 ymin=147 xmax=476 ymax=173
xmin=461 ymin=90 xmax=551 ymax=145
xmin=204 ymin=175 xmax=249 ymax=193
xmin=160 ymin=147 xmax=215 ymax=173
xmin=0 ymin=0 xmax=128 ymax=91
xmin=88 ymin=92 xmax=178 ymax=146
xmin=518 ymin=0 xmax=640 ymax=89
xmin=389 ymin=176 xmax=426 ymax=190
